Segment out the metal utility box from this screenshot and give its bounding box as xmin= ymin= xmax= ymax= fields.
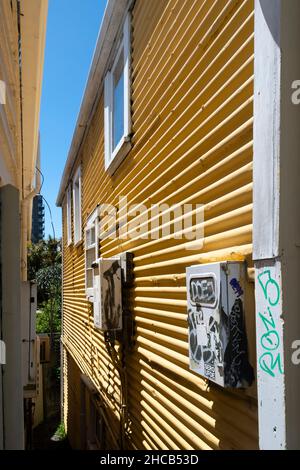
xmin=186 ymin=262 xmax=254 ymax=388
xmin=21 ymin=281 xmax=37 ymax=395
xmin=92 ymin=258 xmax=122 ymax=331
xmin=0 ymin=340 xmax=5 ymax=365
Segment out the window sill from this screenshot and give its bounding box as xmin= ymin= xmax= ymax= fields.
xmin=105 ymin=136 xmax=132 ymax=176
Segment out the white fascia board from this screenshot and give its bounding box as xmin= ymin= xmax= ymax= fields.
xmin=20 ymin=0 xmax=48 ymax=197
xmin=56 ymin=0 xmax=132 ymax=207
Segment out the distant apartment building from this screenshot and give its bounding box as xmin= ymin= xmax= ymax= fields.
xmin=57 ymin=0 xmax=300 ymax=450
xmin=32 ymin=195 xmax=45 ymax=243
xmin=0 ymin=0 xmax=48 ymax=450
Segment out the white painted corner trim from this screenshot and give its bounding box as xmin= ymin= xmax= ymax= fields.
xmin=253 ymin=0 xmax=300 ymax=450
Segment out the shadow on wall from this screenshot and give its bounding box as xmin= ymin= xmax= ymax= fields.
xmin=43 ymin=336 xmax=61 ymax=420
xmin=259 ymin=0 xmax=280 ymax=45
xmin=65 ymin=351 xmax=122 ymax=450
xmin=129 ymin=352 xmax=258 ymax=450
xmin=124 ymin=266 xmax=258 ymax=450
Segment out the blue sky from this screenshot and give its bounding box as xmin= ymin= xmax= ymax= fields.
xmin=40 ymin=0 xmax=107 ymax=239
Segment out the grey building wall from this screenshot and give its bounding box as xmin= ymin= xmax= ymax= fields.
xmin=31 ymin=195 xmax=45 ymax=244
xmin=0 ymin=185 xmax=24 ymax=449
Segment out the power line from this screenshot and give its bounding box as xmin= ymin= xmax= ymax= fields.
xmin=35 ymin=166 xmax=45 ymax=194
xmin=42 ymin=196 xmax=56 ymax=240
xmin=35 ymin=166 xmax=56 ymax=240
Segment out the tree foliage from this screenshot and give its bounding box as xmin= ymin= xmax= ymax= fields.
xmin=36 ymin=300 xmax=61 ymax=334
xmin=36 ymin=264 xmax=61 ymax=304
xmin=28 ymin=237 xmax=62 ymax=305
xmin=28 ymin=236 xmax=62 ymax=334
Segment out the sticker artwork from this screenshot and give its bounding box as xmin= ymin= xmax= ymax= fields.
xmin=103 ymin=260 xmax=122 ymax=330
xmin=223 ymin=298 xmax=254 ymax=387
xmin=186 ymin=263 xmax=254 ymax=388
xmin=229 ymin=278 xmax=244 ymax=298
xmin=188 ymin=307 xmax=224 ymax=382
xmin=188 ymin=298 xmax=254 ymax=387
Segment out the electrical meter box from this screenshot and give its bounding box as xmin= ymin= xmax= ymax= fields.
xmin=186 ymin=262 xmax=254 ymax=388
xmin=92 ymin=258 xmax=122 ymax=331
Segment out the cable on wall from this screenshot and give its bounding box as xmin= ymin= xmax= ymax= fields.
xmin=35 ymin=166 xmax=55 ymax=240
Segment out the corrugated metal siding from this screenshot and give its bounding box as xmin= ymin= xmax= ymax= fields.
xmin=62 ymin=0 xmax=258 ymax=450
xmin=62 ymin=349 xmax=81 ymax=449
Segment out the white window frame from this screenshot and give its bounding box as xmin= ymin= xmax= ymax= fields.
xmin=66 ymin=184 xmax=72 ymax=245
xmin=104 ymin=12 xmax=132 ymax=174
xmin=73 ymin=166 xmax=82 ymax=245
xmin=85 ymin=208 xmax=99 ymax=301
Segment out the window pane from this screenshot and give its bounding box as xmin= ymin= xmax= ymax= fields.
xmin=75 ymin=180 xmax=80 ymax=240
xmin=86 ymin=227 xmax=95 ymax=247
xmin=86 ymin=269 xmax=93 ymax=289
xmin=113 ymin=51 xmax=124 ymax=150
xmin=90 ymin=226 xmax=95 ymax=245
xmin=67 ymin=186 xmax=72 ymax=243
xmin=86 ymin=247 xmax=95 ymax=268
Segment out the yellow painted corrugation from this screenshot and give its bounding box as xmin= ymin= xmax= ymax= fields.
xmin=63 ymin=339 xmax=122 ymax=449
xmin=62 ymin=348 xmax=69 ymax=432
xmin=131 ymin=354 xmax=258 ymax=434
xmin=128 ymin=375 xmax=224 ymax=450
xmin=133 ymin=1 xmax=249 ymax=121
xmin=62 ymin=0 xmax=257 ymax=450
xmin=127 ymin=362 xmax=257 ymax=450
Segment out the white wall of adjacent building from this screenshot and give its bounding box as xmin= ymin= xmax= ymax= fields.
xmin=0 ymin=0 xmax=48 ymax=450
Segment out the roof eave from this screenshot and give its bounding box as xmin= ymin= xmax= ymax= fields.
xmin=20 ymin=0 xmax=48 ymax=197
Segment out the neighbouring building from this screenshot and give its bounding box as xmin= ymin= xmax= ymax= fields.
xmin=57 ymin=0 xmax=300 ymax=450
xmin=32 ymin=194 xmax=45 ymax=243
xmin=0 ymin=0 xmax=48 ymax=449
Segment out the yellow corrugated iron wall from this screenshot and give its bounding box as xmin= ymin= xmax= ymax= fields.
xmin=62 ymin=0 xmax=258 ymax=450
xmin=62 ymin=348 xmax=81 ymax=449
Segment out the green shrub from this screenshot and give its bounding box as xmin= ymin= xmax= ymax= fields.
xmin=36 ymin=299 xmax=61 ymax=334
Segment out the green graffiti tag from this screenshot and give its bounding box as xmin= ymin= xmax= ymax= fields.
xmin=259 ymin=352 xmax=283 ymax=378
xmin=257 ymin=270 xmax=283 ymax=377
xmin=258 ymin=270 xmax=280 ymax=306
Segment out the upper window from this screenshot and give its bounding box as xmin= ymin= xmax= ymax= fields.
xmin=104 ymin=13 xmax=131 ymax=173
xmin=73 ymin=166 xmax=82 ymax=245
xmin=85 ymin=209 xmax=99 ymax=301
xmin=66 ymin=184 xmax=72 ymax=245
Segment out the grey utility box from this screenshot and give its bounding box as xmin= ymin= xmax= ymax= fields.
xmin=186 ymin=262 xmax=254 ymax=388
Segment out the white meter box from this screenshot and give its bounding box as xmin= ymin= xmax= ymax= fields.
xmin=186 ymin=262 xmax=254 ymax=388
xmin=93 ymin=258 xmax=122 ymax=331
